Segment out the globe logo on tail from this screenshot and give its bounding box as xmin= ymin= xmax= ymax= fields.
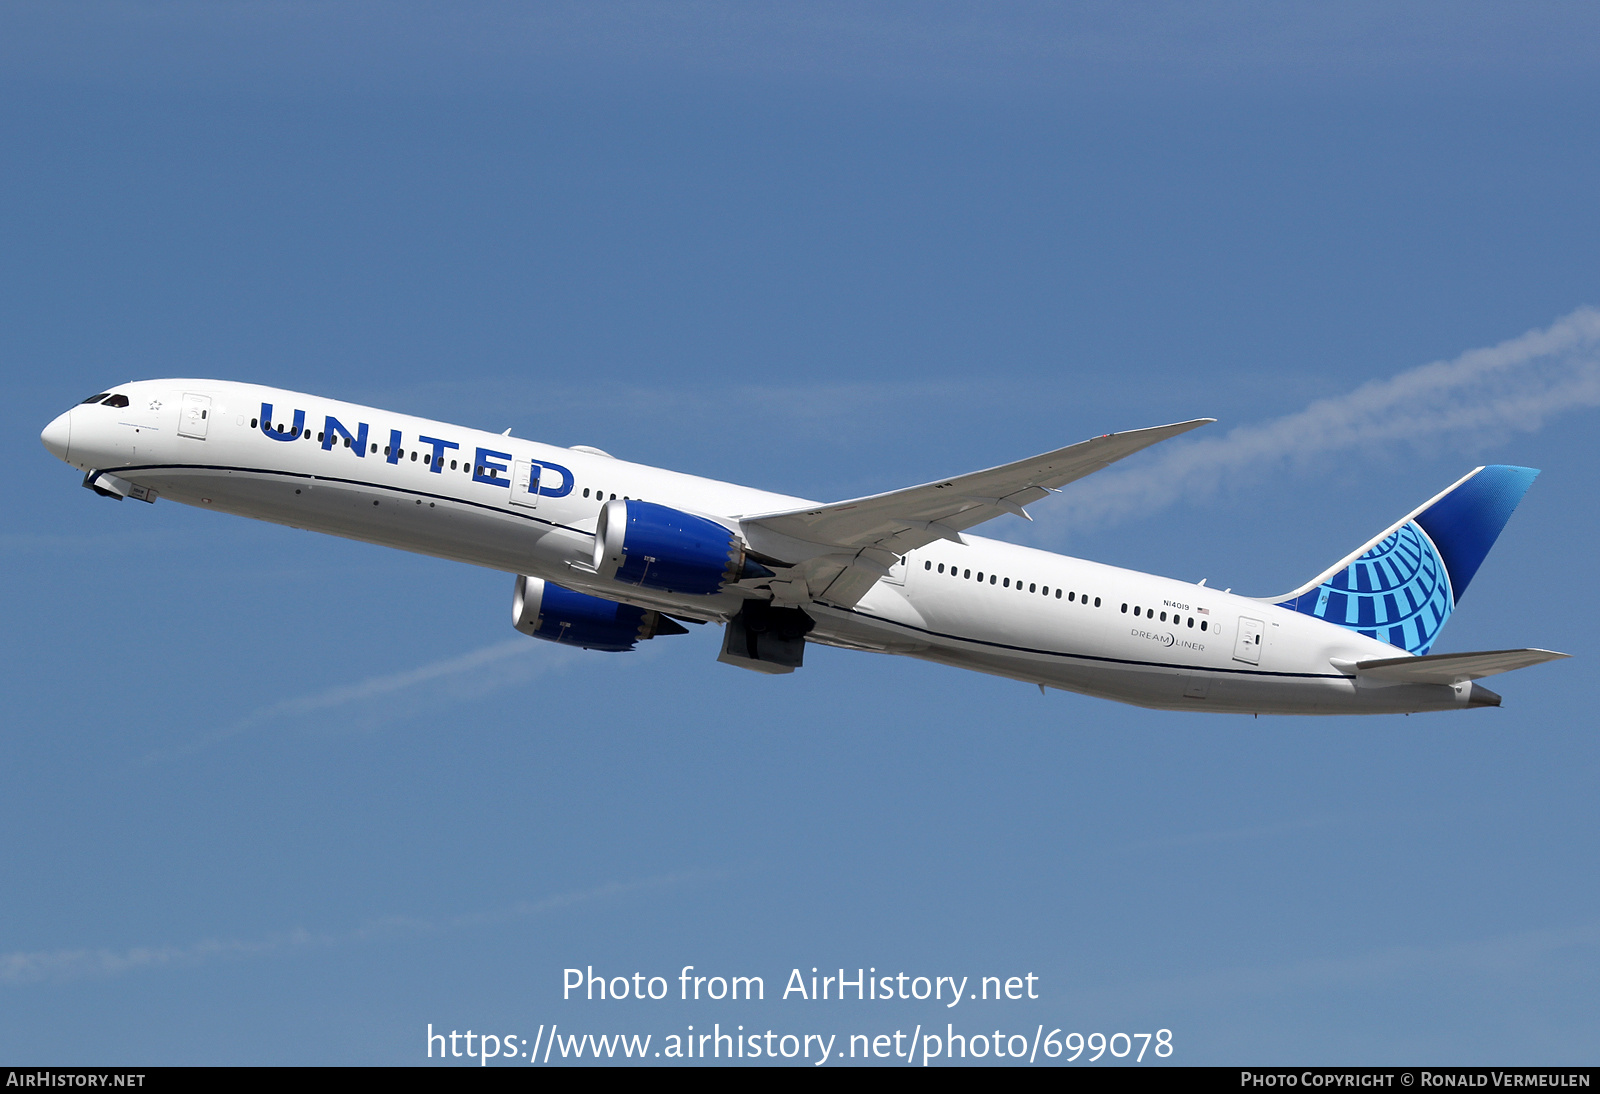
xmin=1286 ymin=521 xmax=1454 ymax=654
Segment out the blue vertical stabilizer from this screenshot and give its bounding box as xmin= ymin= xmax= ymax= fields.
xmin=1272 ymin=466 xmax=1538 ymax=654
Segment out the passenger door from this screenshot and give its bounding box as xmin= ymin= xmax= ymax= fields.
xmin=1233 ymin=616 xmax=1264 ymax=664
xmin=178 ymin=393 xmax=211 ymax=439
xmin=510 ymin=460 xmax=541 ymax=509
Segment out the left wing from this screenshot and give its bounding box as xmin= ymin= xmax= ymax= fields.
xmin=740 ymin=418 xmax=1211 ymax=607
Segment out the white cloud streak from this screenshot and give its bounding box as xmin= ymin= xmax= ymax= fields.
xmin=1084 ymin=921 xmax=1600 ymax=1011
xmin=0 ymin=871 xmax=716 ymax=986
xmin=1043 ymin=305 xmax=1600 ymax=535
xmin=145 ymin=637 xmax=578 ymax=764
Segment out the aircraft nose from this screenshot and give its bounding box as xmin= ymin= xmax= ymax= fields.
xmin=41 ymin=409 xmax=72 ymax=462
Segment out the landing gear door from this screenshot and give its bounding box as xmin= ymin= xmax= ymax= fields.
xmin=1234 ymin=616 xmax=1264 ymax=665
xmin=510 ymin=460 xmax=541 ymax=509
xmin=178 ymin=393 xmax=212 ymax=439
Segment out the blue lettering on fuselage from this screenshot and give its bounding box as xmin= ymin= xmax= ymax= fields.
xmin=417 ymin=435 xmax=459 ymax=473
xmin=323 ymin=415 xmax=368 ymax=455
xmin=530 ymin=460 xmax=572 ymax=498
xmin=258 ymin=403 xmax=575 ymax=498
xmin=259 ymin=403 xmax=305 ymax=441
xmin=474 ymin=447 xmax=511 ymax=486
xmin=469 ymin=447 xmax=573 ymax=495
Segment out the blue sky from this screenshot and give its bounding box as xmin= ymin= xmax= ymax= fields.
xmin=4 ymin=2 xmax=1598 ymax=1065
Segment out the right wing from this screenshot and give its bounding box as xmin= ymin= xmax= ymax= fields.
xmin=740 ymin=418 xmax=1212 ymax=607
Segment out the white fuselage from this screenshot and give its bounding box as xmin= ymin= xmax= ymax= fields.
xmin=43 ymin=379 xmax=1480 ymax=714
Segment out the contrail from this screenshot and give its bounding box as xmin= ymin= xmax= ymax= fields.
xmin=141 ymin=637 xmax=570 ymax=764
xmin=1067 ymin=920 xmax=1600 ymax=1010
xmin=1044 ymin=305 xmax=1600 ymax=534
xmin=0 ymin=872 xmax=717 ymax=986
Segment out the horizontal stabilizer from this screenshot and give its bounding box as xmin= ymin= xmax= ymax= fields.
xmin=1350 ymin=648 xmax=1568 ymax=685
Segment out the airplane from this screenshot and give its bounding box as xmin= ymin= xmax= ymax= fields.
xmin=40 ymin=380 xmax=1567 ymax=715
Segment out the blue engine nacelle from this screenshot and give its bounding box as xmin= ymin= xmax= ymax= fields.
xmin=591 ymin=499 xmax=773 ymax=595
xmin=512 ymin=575 xmax=688 ymax=652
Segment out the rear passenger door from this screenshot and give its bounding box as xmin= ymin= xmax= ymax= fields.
xmin=1233 ymin=616 xmax=1263 ymax=665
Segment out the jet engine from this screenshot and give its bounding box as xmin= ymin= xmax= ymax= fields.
xmin=592 ymin=499 xmax=773 ymax=595
xmin=512 ymin=575 xmax=688 ymax=652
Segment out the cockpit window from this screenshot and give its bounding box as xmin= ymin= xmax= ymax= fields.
xmin=102 ymin=394 xmax=130 ymax=408
xmin=80 ymin=393 xmax=109 ymax=404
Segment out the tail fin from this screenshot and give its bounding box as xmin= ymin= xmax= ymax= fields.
xmin=1270 ymin=465 xmax=1538 ymax=654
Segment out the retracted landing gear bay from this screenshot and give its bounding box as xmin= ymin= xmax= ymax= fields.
xmin=717 ymin=600 xmax=814 ymax=675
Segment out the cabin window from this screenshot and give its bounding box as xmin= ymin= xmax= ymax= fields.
xmin=1002 ymin=578 xmax=1010 ymax=588
xmin=1068 ymin=591 xmax=1075 ymax=602
xmin=410 ymin=451 xmax=418 ymax=461
xmin=1133 ymin=606 xmax=1141 ymax=616
xmin=1029 ymin=583 xmax=1036 ymax=593
xmin=251 ymin=418 xmax=258 ymax=427
xmin=1200 ymin=620 xmax=1207 ymax=631
xmin=583 ymin=488 xmax=591 ymax=498
xmin=937 ymin=563 xmax=945 ymax=574
xmin=976 ymin=571 xmax=983 ymax=582
xmin=1187 ymin=617 xmax=1194 ymax=628
xmin=1055 ymin=589 xmax=1062 ymax=599
xmin=344 ymin=437 xmax=351 ymax=449
xmin=924 ymin=561 xmax=931 ymax=570
xmin=989 ymin=575 xmax=996 ymax=584
xmin=1094 ymin=597 xmax=1101 ymax=607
